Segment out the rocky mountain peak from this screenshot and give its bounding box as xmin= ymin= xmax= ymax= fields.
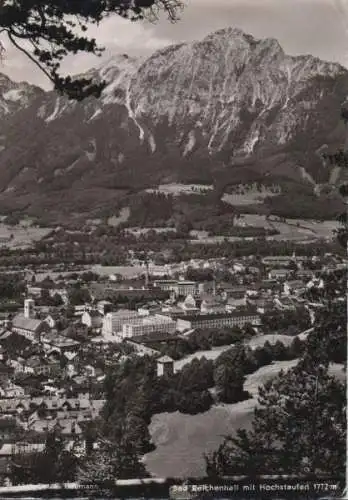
xmin=0 ymin=26 xmax=346 ymax=222
xmin=0 ymin=74 xmax=44 ymax=120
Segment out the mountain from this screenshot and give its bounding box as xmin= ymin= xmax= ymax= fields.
xmin=0 ymin=27 xmax=347 ymax=224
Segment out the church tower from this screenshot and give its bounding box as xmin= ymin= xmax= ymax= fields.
xmin=24 ymin=298 xmax=35 ymax=319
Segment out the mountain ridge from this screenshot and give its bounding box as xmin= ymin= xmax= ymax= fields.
xmin=0 ymin=27 xmax=346 ymax=224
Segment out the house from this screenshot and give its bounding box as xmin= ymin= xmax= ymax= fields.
xmin=178 ymin=294 xmax=199 ymax=313
xmin=81 ymin=310 xmax=103 ymax=329
xmin=97 ymin=300 xmax=112 ymax=316
xmin=0 ymin=399 xmax=30 ymax=416
xmin=283 ymin=280 xmax=305 ymax=296
xmin=0 ymin=363 xmax=13 ymax=385
xmin=200 ymin=297 xmax=226 ymax=314
xmin=232 ymin=262 xmax=246 ymax=273
xmin=74 ymin=305 xmax=90 ymax=317
xmin=262 ymin=255 xmax=307 ymax=266
xmin=7 ymin=359 xmax=34 ymax=375
xmin=44 ymin=311 xmax=61 ymax=329
xmin=268 ymin=269 xmax=291 ymax=280
xmin=2 ymin=383 xmax=25 ymax=398
xmin=225 ymin=291 xmax=247 ymax=308
xmin=48 ymin=287 xmax=68 ymax=304
xmin=274 ymin=297 xmax=297 ymax=311
xmin=25 ymin=356 xmax=61 ymax=377
xmin=26 ymin=286 xmax=43 ymax=298
xmin=157 ymin=356 xmax=174 ymax=377
xmin=0 ymin=418 xmax=18 ymax=441
xmin=40 ymin=332 xmax=80 ymax=354
xmin=246 ymin=297 xmax=275 ymax=314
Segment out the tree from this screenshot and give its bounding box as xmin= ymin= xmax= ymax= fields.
xmin=68 ymin=283 xmax=91 ymax=305
xmin=10 ymin=427 xmax=80 ymax=484
xmin=79 ymin=438 xmax=149 ymax=496
xmin=206 ymin=361 xmax=346 ymax=478
xmin=323 ymin=103 xmax=348 ymax=249
xmin=214 ymin=345 xmax=250 ymax=404
xmin=0 ymin=0 xmax=183 ymax=100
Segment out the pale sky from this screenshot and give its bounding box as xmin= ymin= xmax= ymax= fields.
xmin=0 ymin=0 xmax=348 ymax=89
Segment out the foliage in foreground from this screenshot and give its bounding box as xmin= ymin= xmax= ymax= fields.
xmin=205 ymin=301 xmax=346 ymax=479
xmin=0 ymin=0 xmax=183 ymax=99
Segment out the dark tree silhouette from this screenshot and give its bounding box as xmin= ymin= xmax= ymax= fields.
xmin=323 ymin=101 xmax=348 ymax=249
xmin=0 ymin=0 xmax=183 ymax=100
xmin=206 ymin=362 xmax=346 ymax=479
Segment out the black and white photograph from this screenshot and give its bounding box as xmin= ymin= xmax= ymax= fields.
xmin=0 ymin=0 xmax=346 ymax=498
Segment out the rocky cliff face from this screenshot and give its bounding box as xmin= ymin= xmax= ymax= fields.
xmin=0 ymin=27 xmax=346 ymax=221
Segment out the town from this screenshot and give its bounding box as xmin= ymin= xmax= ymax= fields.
xmin=0 ymin=244 xmax=345 ymax=485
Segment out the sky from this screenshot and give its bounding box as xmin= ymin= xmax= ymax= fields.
xmin=0 ymin=0 xmax=347 ymax=89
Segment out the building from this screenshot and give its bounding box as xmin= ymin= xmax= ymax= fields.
xmin=147 ymin=263 xmax=171 ymax=277
xmin=200 ymin=298 xmax=226 ymax=314
xmin=153 ymin=280 xmax=199 ymax=297
xmin=224 ymin=291 xmax=247 ymax=308
xmin=262 ymin=255 xmax=307 ymax=266
xmin=121 ymin=314 xmax=176 ymax=339
xmin=176 ymin=310 xmax=260 ymax=331
xmin=268 ymin=269 xmax=290 ymax=280
xmin=90 ymin=283 xmax=168 ymax=302
xmin=24 ymin=299 xmax=35 ymax=319
xmin=12 ymin=300 xmax=49 ymax=341
xmin=97 ymin=301 xmax=112 ymax=316
xmin=175 ymin=281 xmax=198 ymax=297
xmin=283 ymin=280 xmax=305 ymax=296
xmin=153 ymin=280 xmax=178 ymax=292
xmin=178 ymin=294 xmax=199 ymax=313
xmin=26 ymin=286 xmax=43 ymax=298
xmin=246 ymin=297 xmax=275 ymax=314
xmin=40 ymin=332 xmax=80 ymax=354
xmin=81 ymin=310 xmax=103 ymax=329
xmin=102 ymin=310 xmax=140 ymax=336
xmin=157 ymin=356 xmax=174 ymax=377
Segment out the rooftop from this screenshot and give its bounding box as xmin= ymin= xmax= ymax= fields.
xmin=177 ymin=310 xmax=259 ymax=321
xmin=12 ymin=314 xmax=44 ymax=333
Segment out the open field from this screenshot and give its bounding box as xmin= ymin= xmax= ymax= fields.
xmin=146 ymin=360 xmax=344 ymax=478
xmin=222 ymin=188 xmax=278 ymax=206
xmin=146 ymin=183 xmax=213 ymax=196
xmin=125 ymin=227 xmax=177 ymax=236
xmin=235 ymin=214 xmax=338 ymax=241
xmin=107 ymin=207 xmax=130 ymax=227
xmin=0 ymin=222 xmax=52 ymax=249
xmin=91 ymin=264 xmax=144 ymax=279
xmin=145 ymin=399 xmax=255 ymax=478
xmin=244 ymin=359 xmax=299 ymax=396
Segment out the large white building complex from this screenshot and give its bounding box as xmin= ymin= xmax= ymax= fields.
xmin=102 ymin=310 xmax=141 ymax=336
xmin=121 ymin=314 xmax=176 ymax=339
xmin=102 ymin=310 xmax=176 ymax=339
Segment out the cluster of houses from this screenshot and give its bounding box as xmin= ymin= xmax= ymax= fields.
xmin=0 ymin=250 xmax=344 ymax=483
